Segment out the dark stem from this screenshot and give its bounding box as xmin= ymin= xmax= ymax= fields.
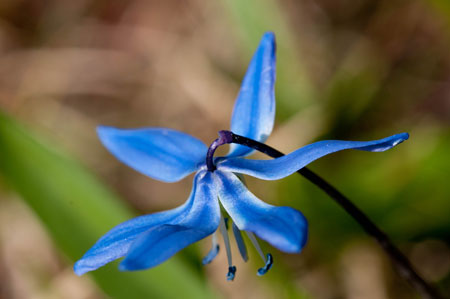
xmin=228 ymin=132 xmax=442 ymax=299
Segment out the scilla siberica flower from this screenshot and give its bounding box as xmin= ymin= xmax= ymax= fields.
xmin=74 ymin=32 xmax=408 ymax=280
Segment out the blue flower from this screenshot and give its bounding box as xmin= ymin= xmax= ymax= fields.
xmin=74 ymin=32 xmax=408 ymax=278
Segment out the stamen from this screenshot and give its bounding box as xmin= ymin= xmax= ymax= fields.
xmin=227 ymin=266 xmax=237 ymax=281
xmin=257 ymin=254 xmax=273 ymax=276
xmin=219 ymin=215 xmax=236 ymax=281
xmin=202 ymin=233 xmax=219 ymax=265
xmin=232 ymin=222 xmax=248 ymax=262
xmin=224 ymin=217 xmax=229 ymax=230
xmin=245 ymin=232 xmax=266 ymax=261
xmin=245 ymin=232 xmax=274 ymax=276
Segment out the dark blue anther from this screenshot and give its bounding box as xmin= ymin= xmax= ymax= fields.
xmin=202 ymin=244 xmax=220 ymax=265
xmin=257 ymin=253 xmax=273 ymax=276
xmin=227 ymin=266 xmax=237 ymax=281
xmin=206 ymin=130 xmax=234 ymax=172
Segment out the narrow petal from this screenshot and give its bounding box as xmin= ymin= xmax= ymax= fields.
xmin=219 ymin=133 xmax=409 ymax=180
xmin=74 ymin=171 xmax=216 ymax=275
xmin=74 ymin=208 xmax=185 ymax=275
xmin=214 ymin=171 xmax=307 ymax=253
xmin=119 ymin=171 xmax=220 ymax=271
xmin=97 ymin=126 xmax=207 ymax=182
xmin=228 ymin=32 xmax=276 ymax=157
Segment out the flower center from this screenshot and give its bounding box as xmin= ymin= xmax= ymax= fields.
xmin=205 ymin=130 xmax=234 ymax=172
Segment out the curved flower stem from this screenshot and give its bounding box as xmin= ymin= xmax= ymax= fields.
xmin=206 ymin=131 xmax=234 ymax=171
xmin=226 ymin=131 xmax=442 ymax=299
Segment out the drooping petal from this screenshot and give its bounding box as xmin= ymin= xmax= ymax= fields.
xmin=119 ymin=171 xmax=220 ymax=271
xmin=74 ymin=171 xmax=217 ymax=275
xmin=97 ymin=126 xmax=207 ymax=182
xmin=214 ymin=170 xmax=307 ymax=253
xmin=74 ymin=208 xmax=184 ymax=275
xmin=228 ymin=32 xmax=276 ymax=158
xmin=219 ymin=133 xmax=409 ymax=180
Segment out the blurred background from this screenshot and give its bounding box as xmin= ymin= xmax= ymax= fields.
xmin=0 ymin=0 xmax=449 ymax=298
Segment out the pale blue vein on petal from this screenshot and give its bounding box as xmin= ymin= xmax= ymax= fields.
xmin=228 ymin=32 xmax=276 ymax=158
xmin=119 ymin=171 xmax=220 ymax=271
xmin=97 ymin=126 xmax=208 ymax=183
xmin=213 ymin=170 xmax=308 ymax=253
xmin=73 ymin=171 xmax=210 ymax=275
xmin=219 ymin=133 xmax=409 ymax=180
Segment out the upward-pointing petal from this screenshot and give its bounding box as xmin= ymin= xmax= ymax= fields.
xmin=97 ymin=126 xmax=207 ymax=182
xmin=228 ymin=32 xmax=276 ymax=158
xmin=219 ymin=133 xmax=409 ymax=180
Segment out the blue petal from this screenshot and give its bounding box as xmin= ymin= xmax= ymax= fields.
xmin=74 ymin=209 xmax=184 ymax=275
xmin=219 ymin=133 xmax=409 ymax=180
xmin=119 ymin=171 xmax=220 ymax=271
xmin=228 ymin=32 xmax=276 ymax=158
xmin=74 ymin=171 xmax=217 ymax=275
xmin=97 ymin=126 xmax=207 ymax=182
xmin=214 ymin=171 xmax=307 ymax=253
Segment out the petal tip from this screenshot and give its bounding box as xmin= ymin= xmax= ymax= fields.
xmin=279 ymin=238 xmax=307 ymax=254
xmin=96 ymin=125 xmax=113 ymax=133
xmin=399 ymin=132 xmax=409 ymax=141
xmin=261 ymin=31 xmax=276 ymax=56
xmin=96 ymin=125 xmax=116 ymax=141
xmin=280 ymin=231 xmax=308 ymax=254
xmin=262 ymin=31 xmax=275 ymax=41
xmin=389 ymin=132 xmax=409 ymax=148
xmin=73 ymin=260 xmax=89 ymax=276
